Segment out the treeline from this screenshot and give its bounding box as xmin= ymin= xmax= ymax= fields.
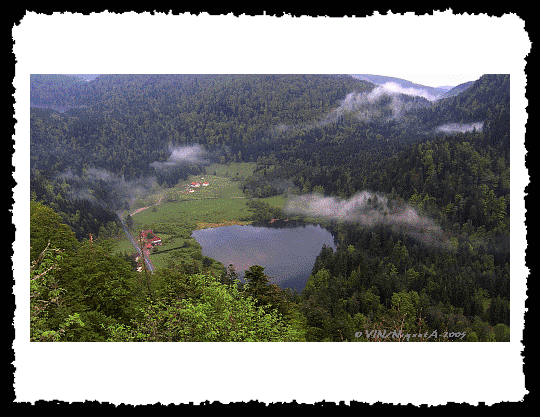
xmin=298 ymin=217 xmax=510 ymax=342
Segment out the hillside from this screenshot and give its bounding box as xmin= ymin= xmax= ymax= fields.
xmin=30 ymin=73 xmax=509 ymax=239
xmin=438 ymin=80 xmax=475 ymax=99
xmin=351 ymin=74 xmax=447 ymax=99
xmin=30 ymin=74 xmax=89 ymax=109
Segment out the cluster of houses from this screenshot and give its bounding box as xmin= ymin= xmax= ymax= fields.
xmin=139 ymin=229 xmax=162 ymax=251
xmin=190 ymin=180 xmax=209 ymax=188
xmin=132 ymin=229 xmax=162 ymax=273
xmin=184 ymin=179 xmax=209 ymax=193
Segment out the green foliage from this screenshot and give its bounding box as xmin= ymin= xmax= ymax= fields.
xmin=242 ymin=265 xmax=289 ymax=316
xmin=30 ymin=201 xmax=78 ymax=262
xmin=30 ymin=243 xmax=86 ymax=341
xmin=58 ymin=240 xmax=135 ymax=322
xmin=390 ymin=290 xmax=420 ymax=326
xmin=104 ymin=272 xmax=300 ymax=342
xmin=492 ymin=323 xmax=510 ymax=342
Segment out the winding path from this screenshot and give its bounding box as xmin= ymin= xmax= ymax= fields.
xmin=129 ymin=194 xmax=166 ymax=216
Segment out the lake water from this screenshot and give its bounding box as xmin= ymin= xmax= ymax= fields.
xmin=191 ymin=222 xmax=337 ymax=292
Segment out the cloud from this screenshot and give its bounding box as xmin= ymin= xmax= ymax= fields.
xmin=318 ymin=82 xmax=434 ymax=126
xmin=435 ymin=122 xmax=484 ymax=134
xmin=284 ymin=191 xmax=452 ymax=249
xmin=55 ymin=168 xmax=157 ymax=210
xmin=150 ymin=144 xmax=209 ymax=170
xmin=368 ymin=82 xmax=439 ymax=102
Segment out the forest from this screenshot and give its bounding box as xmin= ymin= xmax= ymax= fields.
xmin=29 ymin=73 xmax=510 ymax=342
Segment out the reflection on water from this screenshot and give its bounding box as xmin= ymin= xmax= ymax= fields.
xmin=191 ymin=222 xmax=337 ymax=292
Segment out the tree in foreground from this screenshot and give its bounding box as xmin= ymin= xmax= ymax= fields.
xmin=30 ymin=201 xmax=78 ymax=262
xmin=30 ymin=243 xmax=85 ymax=341
xmin=104 ymin=271 xmax=301 ymax=342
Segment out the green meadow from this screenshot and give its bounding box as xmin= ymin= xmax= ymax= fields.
xmin=132 ymin=198 xmax=254 ymax=230
xmin=131 ymin=172 xmax=247 ymax=211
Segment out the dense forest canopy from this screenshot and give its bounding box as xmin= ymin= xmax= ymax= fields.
xmin=29 ymin=73 xmax=511 ymax=342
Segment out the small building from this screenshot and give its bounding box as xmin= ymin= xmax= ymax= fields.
xmin=140 ymin=229 xmax=154 ymax=238
xmin=202 ymin=182 xmax=209 ymax=186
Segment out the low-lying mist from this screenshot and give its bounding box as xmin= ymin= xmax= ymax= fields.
xmin=435 ymin=122 xmax=484 ymax=134
xmin=56 ymin=168 xmax=158 ymax=211
xmin=284 ymin=191 xmax=453 ymax=250
xmin=55 ymin=144 xmax=213 ymax=211
xmin=149 ymin=143 xmax=209 ymax=170
xmin=323 ymin=82 xmax=436 ymax=124
xmin=268 ymin=82 xmax=434 ymax=138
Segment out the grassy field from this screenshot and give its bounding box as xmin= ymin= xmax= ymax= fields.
xmin=126 ymin=172 xmax=248 ymax=213
xmin=112 ymin=235 xmax=137 ymax=256
xmin=132 ymin=198 xmax=253 ymax=229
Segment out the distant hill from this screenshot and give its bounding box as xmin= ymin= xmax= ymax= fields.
xmin=438 ymin=80 xmax=475 ymax=99
xmin=351 ymin=74 xmax=447 ymax=100
xmin=30 ymin=74 xmax=88 ymax=108
xmin=405 ymin=74 xmax=509 ymax=150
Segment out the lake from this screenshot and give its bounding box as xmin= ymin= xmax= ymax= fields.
xmin=191 ymin=221 xmax=337 ymax=292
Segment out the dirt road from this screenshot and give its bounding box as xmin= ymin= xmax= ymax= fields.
xmin=116 ymin=211 xmax=156 ymax=273
xmin=130 ymin=194 xmax=166 ymax=216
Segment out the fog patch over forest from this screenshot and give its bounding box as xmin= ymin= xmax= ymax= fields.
xmin=367 ymin=82 xmax=440 ymax=102
xmin=435 ymin=122 xmax=484 ymax=134
xmin=56 ymin=167 xmax=158 ymax=210
xmin=149 ymin=143 xmax=209 ymax=170
xmin=283 ymin=191 xmax=453 ymax=250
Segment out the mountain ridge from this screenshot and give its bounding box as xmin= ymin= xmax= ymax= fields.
xmin=438 ymin=80 xmax=476 ymax=99
xmin=351 ymin=74 xmax=448 ymax=99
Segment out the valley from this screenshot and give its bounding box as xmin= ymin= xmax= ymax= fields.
xmin=29 ymin=74 xmax=511 ymax=343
